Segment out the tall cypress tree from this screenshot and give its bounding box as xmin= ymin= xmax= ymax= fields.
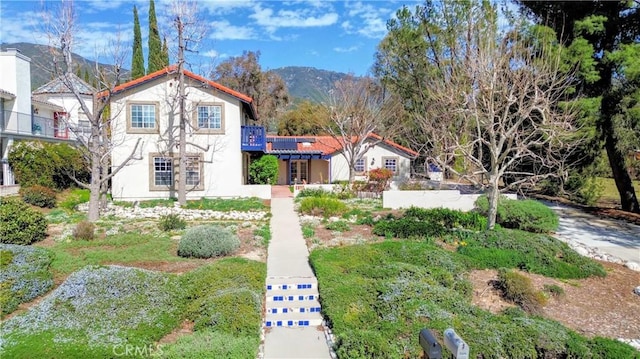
xmin=161 ymin=36 xmax=170 ymax=66
xmin=147 ymin=0 xmax=163 ymax=73
xmin=131 ymin=5 xmax=145 ymax=79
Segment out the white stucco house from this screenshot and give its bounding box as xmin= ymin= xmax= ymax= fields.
xmin=108 ymin=65 xmax=270 ymax=201
xmin=266 ymin=135 xmax=418 ymax=185
xmin=0 ymin=48 xmax=80 ymax=192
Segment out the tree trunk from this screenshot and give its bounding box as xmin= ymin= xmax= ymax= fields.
xmin=486 ymin=174 xmax=500 ymax=230
xmin=601 ymin=95 xmax=640 ymax=213
xmin=177 ymin=16 xmax=187 ymax=206
xmin=87 ymin=150 xmax=101 ymax=221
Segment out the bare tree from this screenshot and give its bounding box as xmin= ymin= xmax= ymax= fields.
xmin=41 ymin=1 xmax=141 ymax=221
xmin=377 ymin=2 xmax=580 ymax=228
xmin=167 ymin=0 xmax=206 ymax=205
xmin=320 ymin=76 xmax=399 ymax=183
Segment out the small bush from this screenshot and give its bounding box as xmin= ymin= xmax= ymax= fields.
xmin=73 ymin=221 xmax=95 ymax=241
xmin=20 ymin=185 xmax=57 ymax=208
xmin=249 ymin=155 xmax=278 ymax=185
xmin=178 ymin=225 xmax=240 ymax=258
xmin=298 ymin=188 xmax=334 ymax=198
xmin=543 ymin=284 xmax=565 ymax=297
xmin=301 ymin=224 xmax=315 ymax=238
xmin=0 ymin=197 xmax=48 ymax=245
xmin=496 ymin=268 xmax=546 ymax=314
xmin=404 ymin=207 xmax=487 ymax=231
xmin=373 ymin=216 xmax=446 ymax=238
xmin=326 ymin=220 xmax=350 ymax=232
xmin=159 ymin=213 xmax=187 ymax=231
xmin=299 ymin=197 xmax=347 ymax=217
xmin=474 ymin=196 xmax=559 ymax=233
xmin=367 ymin=168 xmax=394 ymax=194
xmin=398 ymin=180 xmax=430 ymax=190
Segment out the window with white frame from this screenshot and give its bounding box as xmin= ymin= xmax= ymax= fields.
xmin=197 ymin=104 xmax=222 ymax=130
xmin=149 ymin=153 xmax=204 ymax=191
xmin=153 ymin=157 xmax=173 ymax=187
xmin=185 ymin=156 xmax=201 ymax=187
xmin=354 ymin=157 xmax=367 ymax=174
xmin=382 ymin=156 xmax=398 ymax=173
xmin=130 ymin=104 xmax=156 ymax=129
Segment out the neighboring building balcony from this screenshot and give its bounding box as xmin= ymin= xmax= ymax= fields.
xmin=241 ymin=125 xmax=266 ymax=151
xmin=1 ymin=110 xmax=69 ymax=139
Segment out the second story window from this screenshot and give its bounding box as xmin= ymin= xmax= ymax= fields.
xmin=127 ymin=102 xmax=158 ymax=133
xmin=195 ymin=103 xmax=224 ymax=133
xmin=131 ymin=104 xmax=156 ymax=128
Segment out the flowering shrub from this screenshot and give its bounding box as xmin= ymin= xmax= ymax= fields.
xmin=367 ymin=168 xmax=394 ymax=193
xmin=0 ymin=265 xmax=182 ymax=355
xmin=0 ymin=244 xmax=54 ymax=317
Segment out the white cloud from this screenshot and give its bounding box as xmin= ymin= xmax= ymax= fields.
xmin=334 ymin=45 xmax=359 ymax=53
xmin=343 ymin=1 xmax=396 ymax=39
xmin=209 ymin=20 xmax=255 ymax=40
xmin=202 ymin=49 xmax=219 ymax=58
xmin=249 ymin=3 xmax=338 ymax=34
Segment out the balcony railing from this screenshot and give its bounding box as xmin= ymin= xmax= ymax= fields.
xmin=241 ymin=125 xmax=265 ymax=151
xmin=1 ymin=110 xmax=69 ymax=139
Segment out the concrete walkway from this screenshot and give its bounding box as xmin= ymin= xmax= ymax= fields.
xmin=261 ymin=187 xmax=333 ymax=359
xmin=547 ymin=202 xmax=640 ymax=263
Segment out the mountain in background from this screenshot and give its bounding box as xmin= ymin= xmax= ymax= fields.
xmin=1 ymin=42 xmax=121 ymax=91
xmin=2 ymin=42 xmax=350 ymax=102
xmin=269 ymin=66 xmax=350 ymax=102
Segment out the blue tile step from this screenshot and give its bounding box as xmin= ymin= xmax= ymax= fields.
xmin=265 ymin=276 xmax=318 ymax=291
xmin=266 ymin=288 xmax=319 ymax=303
xmin=265 ymin=300 xmax=322 ymax=315
xmin=264 ymin=311 xmax=323 ymax=327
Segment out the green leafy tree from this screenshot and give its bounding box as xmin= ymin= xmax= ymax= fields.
xmin=131 ymin=5 xmax=145 ymax=79
xmin=162 ymin=36 xmax=170 ymax=65
xmin=277 ymin=100 xmax=328 ymax=135
xmin=518 ymin=1 xmax=640 ymax=213
xmin=147 ymin=0 xmax=164 ymax=73
xmin=249 ymin=155 xmax=279 ymax=185
xmin=212 ymin=51 xmax=289 ymax=130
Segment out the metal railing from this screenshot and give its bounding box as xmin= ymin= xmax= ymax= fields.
xmin=1 ymin=110 xmax=68 ymax=139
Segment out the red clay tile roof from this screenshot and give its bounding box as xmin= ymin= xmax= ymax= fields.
xmin=106 ymin=65 xmax=253 ymax=104
xmin=266 ymin=134 xmax=418 ymax=158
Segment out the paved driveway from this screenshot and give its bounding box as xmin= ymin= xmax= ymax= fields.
xmin=545 ymin=202 xmax=640 ymax=263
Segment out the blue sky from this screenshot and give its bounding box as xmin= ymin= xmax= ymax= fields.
xmin=0 ymin=0 xmax=421 ymax=76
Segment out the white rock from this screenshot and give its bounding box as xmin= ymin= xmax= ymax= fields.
xmin=633 ymin=286 xmax=640 ymax=296
xmin=624 ymin=261 xmax=640 ymax=272
xmin=573 ymin=246 xmax=590 ymax=257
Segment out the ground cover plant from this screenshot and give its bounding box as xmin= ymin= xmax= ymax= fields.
xmin=299 ymin=197 xmax=348 ymax=217
xmin=455 ymin=229 xmax=606 ymax=279
xmin=162 ymin=258 xmax=266 ymax=358
xmin=47 ymin=232 xmax=189 ymax=276
xmin=309 ymin=241 xmax=637 ymax=358
xmin=0 ymin=265 xmax=183 ymax=358
xmin=0 ymin=244 xmax=54 ymax=317
xmin=0 ymin=258 xmax=267 ymax=359
xmin=475 ymin=196 xmax=559 ymax=233
xmin=183 ymin=197 xmax=267 ymax=212
xmin=372 ymin=207 xmax=486 ymax=238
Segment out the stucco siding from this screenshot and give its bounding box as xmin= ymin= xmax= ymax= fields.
xmin=330 ymin=144 xmax=412 ymax=182
xmin=110 ymin=75 xmax=248 ymax=200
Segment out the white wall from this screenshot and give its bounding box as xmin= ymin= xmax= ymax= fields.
xmin=0 ymin=49 xmax=32 ymax=133
xmin=330 ymin=143 xmax=412 ymax=182
xmin=383 ymin=190 xmax=518 ymax=211
xmin=110 ymin=76 xmax=250 ymax=200
xmin=42 ymin=93 xmax=93 ymax=139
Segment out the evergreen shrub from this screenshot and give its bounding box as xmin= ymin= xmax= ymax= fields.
xmin=178 ymin=225 xmax=240 ymax=258
xmin=0 ymin=197 xmax=47 ymax=245
xmin=20 ymin=185 xmax=57 ymax=208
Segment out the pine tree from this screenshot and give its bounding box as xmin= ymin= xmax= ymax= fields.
xmin=147 ymin=0 xmax=163 ymax=73
xmin=161 ymin=36 xmax=170 ymax=66
xmin=131 ymin=5 xmax=145 ymax=79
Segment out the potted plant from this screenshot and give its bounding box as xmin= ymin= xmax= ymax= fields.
xmin=32 ymin=123 xmax=42 ymax=135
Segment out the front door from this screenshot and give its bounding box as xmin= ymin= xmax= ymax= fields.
xmin=290 ymin=160 xmax=308 ymax=184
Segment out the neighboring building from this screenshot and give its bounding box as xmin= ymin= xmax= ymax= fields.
xmin=0 ymin=48 xmax=75 ymax=190
xmin=266 ymin=135 xmax=418 ymax=185
xmin=32 ymin=73 xmax=96 ymax=140
xmin=108 ymin=65 xmax=269 ymax=201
